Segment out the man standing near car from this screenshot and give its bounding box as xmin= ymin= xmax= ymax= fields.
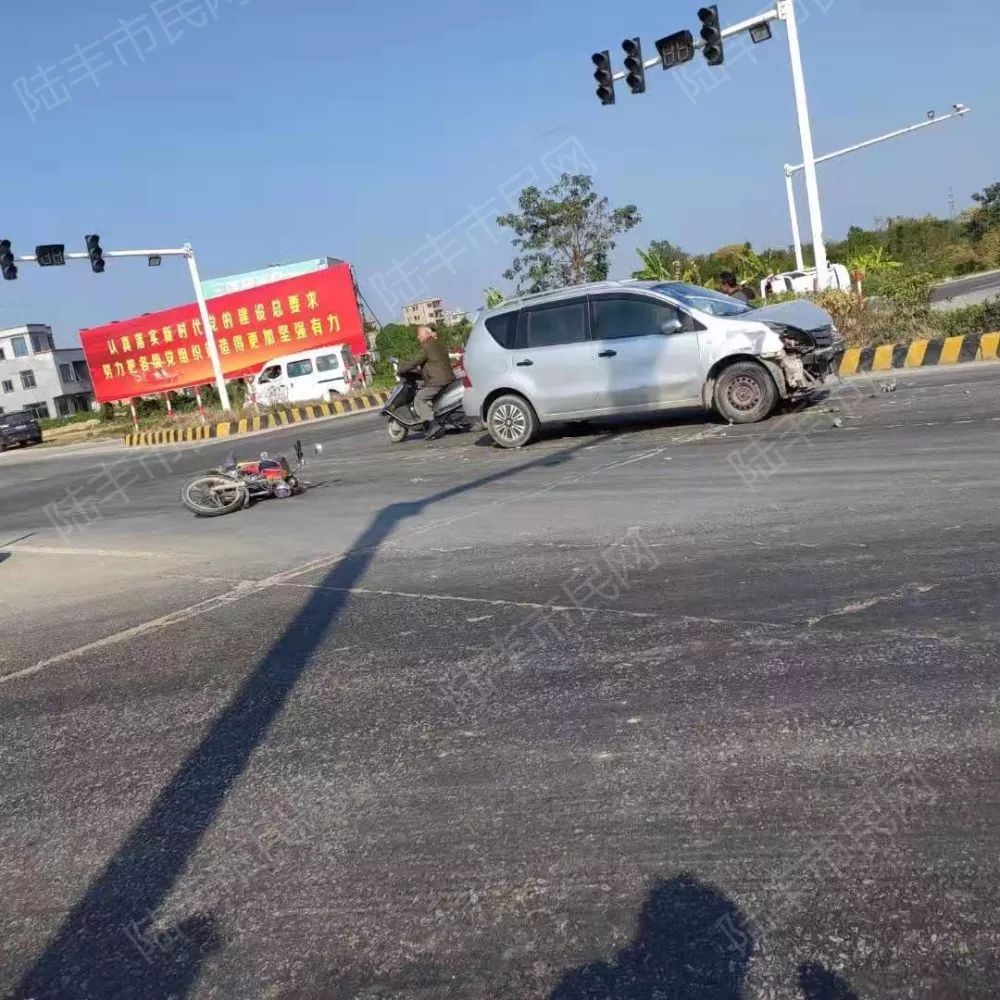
xmin=399 ymin=325 xmax=454 ymax=440
xmin=718 ymin=271 xmax=754 ymax=305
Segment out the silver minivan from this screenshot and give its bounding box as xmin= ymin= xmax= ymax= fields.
xmin=462 ymin=279 xmax=844 ymax=448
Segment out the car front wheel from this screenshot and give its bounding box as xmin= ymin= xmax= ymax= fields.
xmin=486 ymin=394 xmax=537 ymax=448
xmin=713 ymin=361 xmax=778 ymax=424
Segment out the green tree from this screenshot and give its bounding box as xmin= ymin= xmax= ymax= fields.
xmin=846 ymin=245 xmax=901 ymax=278
xmin=440 ymin=318 xmax=472 ymax=350
xmin=484 ymin=286 xmax=505 ymax=309
xmin=375 ymin=322 xmax=420 ymax=363
xmin=632 ymin=247 xmax=675 ymax=280
xmin=646 ymin=239 xmax=688 ymax=267
xmin=967 ymin=181 xmax=1000 ymax=238
xmin=497 ymin=173 xmax=640 ymax=293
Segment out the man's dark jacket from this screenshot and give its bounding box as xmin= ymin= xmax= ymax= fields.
xmin=400 ymin=337 xmax=453 ymax=387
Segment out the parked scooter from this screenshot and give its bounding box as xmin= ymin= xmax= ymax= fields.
xmin=381 ymin=371 xmax=468 ymax=443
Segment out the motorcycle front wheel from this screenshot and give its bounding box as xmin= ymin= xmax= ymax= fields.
xmin=180 ymin=474 xmax=249 ymax=517
xmin=386 ymin=418 xmax=409 ymax=444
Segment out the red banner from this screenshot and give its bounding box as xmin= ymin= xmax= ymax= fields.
xmin=80 ymin=262 xmax=366 ymax=403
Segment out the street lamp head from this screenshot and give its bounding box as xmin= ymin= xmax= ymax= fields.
xmin=926 ymin=110 xmax=935 ymax=120
xmin=953 ymin=102 xmax=967 ymax=113
xmin=147 ymin=255 xmax=162 ymax=267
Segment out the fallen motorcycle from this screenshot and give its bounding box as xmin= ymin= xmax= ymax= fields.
xmin=180 ymin=440 xmax=321 ymax=517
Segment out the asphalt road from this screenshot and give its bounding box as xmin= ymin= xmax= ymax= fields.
xmin=1 ymin=365 xmax=999 ymax=999
xmin=929 ymin=268 xmax=1000 ymax=307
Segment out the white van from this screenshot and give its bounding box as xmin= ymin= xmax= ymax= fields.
xmin=251 ymin=344 xmax=357 ymax=405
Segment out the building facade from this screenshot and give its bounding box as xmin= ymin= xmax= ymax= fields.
xmin=0 ymin=325 xmax=94 ymax=420
xmin=442 ymin=308 xmax=468 ymax=327
xmin=402 ymin=298 xmax=445 ymax=327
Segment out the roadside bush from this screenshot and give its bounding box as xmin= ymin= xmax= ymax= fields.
xmin=38 ymin=411 xmax=100 ymax=430
xmin=926 ymin=295 xmax=1000 ymax=339
xmin=372 ymin=358 xmax=397 ymax=390
xmin=863 ymin=269 xmax=935 ymax=304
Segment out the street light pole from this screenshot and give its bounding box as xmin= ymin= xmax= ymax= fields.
xmin=783 ymin=105 xmax=971 ymax=265
xmin=784 ymin=165 xmax=806 ymax=271
xmin=777 ymin=0 xmax=828 ymax=289
xmin=184 ymin=244 xmax=231 ymax=411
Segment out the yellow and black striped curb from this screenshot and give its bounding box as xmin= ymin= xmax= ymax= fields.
xmin=123 ymin=391 xmax=390 ymax=447
xmin=838 ymin=331 xmax=1000 ymax=376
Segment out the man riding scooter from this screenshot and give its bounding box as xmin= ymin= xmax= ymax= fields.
xmin=398 ymin=325 xmax=454 ymax=441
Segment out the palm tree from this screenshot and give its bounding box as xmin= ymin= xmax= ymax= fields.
xmin=633 ymin=248 xmax=706 ymax=285
xmin=846 ymin=246 xmax=901 ymax=297
xmin=483 ymin=287 xmax=505 ymax=309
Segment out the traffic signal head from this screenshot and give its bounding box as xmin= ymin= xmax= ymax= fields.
xmin=592 ymin=50 xmax=615 ymax=105
xmin=622 ymin=38 xmax=646 ymax=95
xmin=0 ymin=239 xmax=16 ymax=281
xmin=698 ymin=5 xmax=724 ymax=66
xmin=85 ymin=234 xmax=105 ymax=273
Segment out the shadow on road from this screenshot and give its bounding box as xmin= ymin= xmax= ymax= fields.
xmin=548 ymin=877 xmax=864 ymax=1000
xmin=13 ymin=436 xmax=598 ymax=999
xmin=798 ymin=961 xmax=860 ymax=1000
xmin=549 ymin=875 xmax=753 ymax=1000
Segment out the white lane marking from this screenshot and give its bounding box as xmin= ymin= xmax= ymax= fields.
xmin=8 ymin=545 xmax=182 ymax=559
xmin=280 ymin=582 xmax=656 ymax=618
xmin=0 ymin=550 xmax=354 ymax=686
xmin=2 ymin=425 xmax=702 ymax=684
xmin=597 ymin=447 xmax=667 ymax=472
xmin=806 ymin=584 xmax=935 ymax=628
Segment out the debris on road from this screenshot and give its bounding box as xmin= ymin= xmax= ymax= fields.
xmin=880 ymin=379 xmax=898 ymax=393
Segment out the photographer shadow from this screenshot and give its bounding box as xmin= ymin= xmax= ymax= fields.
xmin=549 ymin=875 xmax=752 ymax=1000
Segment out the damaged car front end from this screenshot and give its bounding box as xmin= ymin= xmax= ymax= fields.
xmin=749 ymin=298 xmax=846 ymax=393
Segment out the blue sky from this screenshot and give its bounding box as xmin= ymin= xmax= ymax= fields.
xmin=1 ymin=0 xmax=996 ymax=344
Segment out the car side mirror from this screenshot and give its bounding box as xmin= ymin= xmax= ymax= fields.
xmin=660 ymin=317 xmax=683 ymax=335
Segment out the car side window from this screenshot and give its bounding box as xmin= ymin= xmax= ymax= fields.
xmin=316 ymin=353 xmax=341 ymax=372
xmin=286 ymin=359 xmax=314 ymax=378
xmin=591 ymin=296 xmax=688 ymax=340
xmin=258 ymin=364 xmax=282 ymax=382
xmin=524 ymin=300 xmax=588 ymax=348
xmin=485 ymin=311 xmax=518 ymax=349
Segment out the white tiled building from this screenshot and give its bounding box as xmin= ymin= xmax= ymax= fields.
xmin=0 ymin=324 xmax=94 ymax=420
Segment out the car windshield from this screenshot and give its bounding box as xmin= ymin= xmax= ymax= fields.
xmin=652 ymin=281 xmax=752 ymax=317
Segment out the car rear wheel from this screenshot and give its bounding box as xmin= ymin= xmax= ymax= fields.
xmin=713 ymin=361 xmax=778 ymax=424
xmin=486 ymin=394 xmax=537 ymax=448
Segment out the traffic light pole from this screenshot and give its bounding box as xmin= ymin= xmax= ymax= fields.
xmin=604 ymin=2 xmax=829 ymax=287
xmin=12 ymin=242 xmax=232 ymax=411
xmin=777 ymin=0 xmax=828 ymax=290
xmin=783 ymin=104 xmax=971 ymax=272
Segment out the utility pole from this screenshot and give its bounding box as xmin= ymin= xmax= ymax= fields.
xmin=949 ymin=187 xmax=956 ymax=221
xmin=784 ymin=105 xmax=970 ymax=270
